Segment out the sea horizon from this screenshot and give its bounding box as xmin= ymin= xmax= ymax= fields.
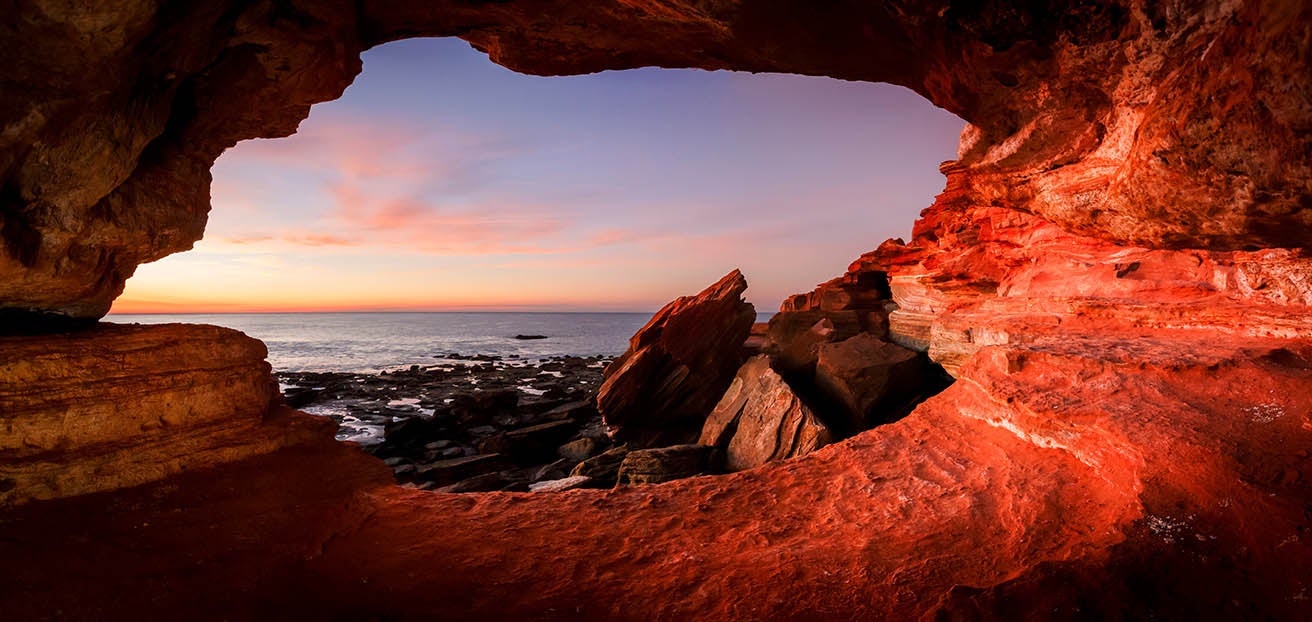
xmin=106 ymin=310 xmax=771 ymax=373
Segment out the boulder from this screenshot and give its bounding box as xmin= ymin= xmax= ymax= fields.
xmin=569 ymin=446 xmax=630 ymax=484
xmin=436 ymin=472 xmax=524 ymax=493
xmin=597 ymin=270 xmax=755 ymax=447
xmin=557 ymin=436 xmax=607 ymax=462
xmin=476 ymin=420 xmax=577 ymax=466
xmin=537 ymin=400 xmax=597 ymax=422
xmin=413 ymin=454 xmax=509 ymax=486
xmin=532 ymin=458 xmax=579 ymax=483
xmin=765 ymin=314 xmax=844 ymax=377
xmin=450 ymin=389 xmax=519 ymax=426
xmin=615 ymin=445 xmax=712 ymax=485
xmin=700 ymin=356 xmax=834 ymax=472
xmin=814 ymin=333 xmax=926 ymax=432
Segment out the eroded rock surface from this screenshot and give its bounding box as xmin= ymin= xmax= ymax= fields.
xmin=0 ymin=323 xmax=329 ymax=505
xmin=2 ymin=1 xmax=1310 ymax=322
xmin=1 ymin=1 xmax=1311 ymax=620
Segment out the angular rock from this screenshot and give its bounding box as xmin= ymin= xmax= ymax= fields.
xmin=528 ymin=476 xmax=593 ymax=493
xmin=557 ymin=436 xmax=607 ymax=462
xmin=765 ymin=313 xmax=842 ymax=376
xmin=436 ymin=472 xmax=521 ymax=493
xmin=476 ymin=420 xmax=577 ymax=466
xmin=531 ymin=458 xmax=579 ymax=483
xmin=413 ymin=454 xmax=509 ymax=487
xmin=813 ymin=333 xmax=926 ymax=433
xmin=700 ymin=356 xmax=834 ymax=472
xmin=597 ymin=270 xmax=755 ymax=446
xmin=451 ymin=389 xmax=519 ymax=427
xmin=569 ymin=446 xmax=630 ymax=484
xmin=537 ymin=400 xmax=597 ymax=422
xmin=615 ymin=445 xmax=711 ymax=486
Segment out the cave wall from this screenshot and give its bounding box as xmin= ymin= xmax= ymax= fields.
xmin=1 ymin=0 xmax=1309 ymax=323
xmin=1 ymin=2 xmax=1311 ymax=619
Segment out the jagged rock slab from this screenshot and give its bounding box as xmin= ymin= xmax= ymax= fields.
xmin=700 ymin=355 xmax=834 ymax=471
xmin=597 ymin=270 xmax=755 ymax=446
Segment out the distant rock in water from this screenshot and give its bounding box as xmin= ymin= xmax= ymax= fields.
xmin=597 ymin=269 xmax=755 ymax=447
xmin=514 ymin=334 xmax=549 ymax=340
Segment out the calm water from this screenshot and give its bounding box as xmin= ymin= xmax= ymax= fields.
xmin=106 ymin=312 xmax=653 ymax=373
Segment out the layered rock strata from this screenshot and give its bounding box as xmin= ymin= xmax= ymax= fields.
xmin=597 ymin=269 xmax=755 ymax=446
xmin=699 ymin=355 xmax=834 ymax=471
xmin=3 ymin=1 xmax=1309 ymax=323
xmin=0 ymin=0 xmax=1310 ymax=619
xmin=2 ymin=331 xmax=1308 ymax=620
xmin=0 ymin=323 xmax=331 ymax=506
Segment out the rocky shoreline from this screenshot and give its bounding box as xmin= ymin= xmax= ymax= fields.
xmin=279 ymin=270 xmax=954 ymax=494
xmin=279 ymin=354 xmax=628 ymax=493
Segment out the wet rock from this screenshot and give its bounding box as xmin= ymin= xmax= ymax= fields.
xmin=700 ymin=356 xmax=834 ymax=472
xmin=537 ymin=400 xmax=597 ymax=422
xmin=814 ymin=333 xmax=925 ymax=432
xmin=598 ymin=270 xmax=756 ymax=447
xmin=376 ymin=417 xmax=445 ymax=457
xmin=413 ymin=454 xmax=510 ymax=486
xmin=616 ymin=445 xmax=711 ymax=485
xmin=529 ymin=476 xmax=592 ymax=492
xmin=281 ymin=386 xmax=325 ymax=408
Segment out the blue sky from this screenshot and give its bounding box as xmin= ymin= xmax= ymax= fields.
xmin=115 ymin=37 xmax=963 ymax=313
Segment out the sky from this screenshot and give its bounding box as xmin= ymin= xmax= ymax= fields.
xmin=111 ymin=37 xmax=963 ymax=314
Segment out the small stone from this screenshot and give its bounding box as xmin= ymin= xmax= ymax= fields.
xmin=529 ymin=476 xmax=592 ymax=492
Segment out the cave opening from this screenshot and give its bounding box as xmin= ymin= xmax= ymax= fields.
xmin=108 ymin=36 xmax=963 ymax=490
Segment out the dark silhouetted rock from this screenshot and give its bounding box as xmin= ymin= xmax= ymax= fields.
xmin=477 ymin=420 xmax=577 ymax=466
xmin=413 ymin=454 xmax=509 ymax=486
xmin=814 ymin=333 xmax=926 ymax=432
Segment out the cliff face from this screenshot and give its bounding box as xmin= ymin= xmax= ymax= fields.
xmin=1 ymin=0 xmax=1310 ymax=619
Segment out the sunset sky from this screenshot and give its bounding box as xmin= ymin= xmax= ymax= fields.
xmin=111 ymin=37 xmax=963 ymax=314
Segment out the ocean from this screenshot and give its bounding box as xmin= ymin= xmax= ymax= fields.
xmin=105 ymin=312 xmax=654 ymax=373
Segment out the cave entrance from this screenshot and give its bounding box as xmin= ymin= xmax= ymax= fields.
xmin=108 ymin=37 xmax=962 ymax=491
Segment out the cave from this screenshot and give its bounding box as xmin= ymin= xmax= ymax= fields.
xmin=1 ymin=1 xmax=1311 ymax=620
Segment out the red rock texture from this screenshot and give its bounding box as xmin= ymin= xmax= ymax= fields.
xmin=598 ymin=269 xmax=755 ymax=446
xmin=0 ymin=323 xmax=332 ymax=506
xmin=1 ymin=1 xmax=1311 ymax=620
xmin=1 ymin=1 xmax=1310 ymax=321
xmin=1 ymin=331 xmax=1308 ymax=620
